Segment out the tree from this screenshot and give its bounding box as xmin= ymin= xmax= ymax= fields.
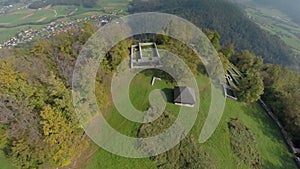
xmin=10 ymin=138 xmax=43 ymax=169
xmin=228 ymin=119 xmax=262 ymax=169
xmin=231 ymin=50 xmax=263 ymax=76
xmin=0 ymin=60 xmax=46 ymax=169
xmin=237 ymin=73 xmax=264 ymax=103
xmin=40 ymin=105 xmax=88 ymax=167
xmin=205 ymin=29 xmax=221 ymax=51
xmin=138 ymin=112 xmax=216 ymax=169
xmin=220 ymin=43 xmax=235 ymax=59
xmin=261 ymin=64 xmax=300 ymax=146
xmin=78 ymin=22 xmax=95 ymax=44
xmin=219 ymin=52 xmax=231 ymax=71
xmin=0 ymin=58 xmax=88 ymax=168
xmin=30 ymin=40 xmax=51 ymax=57
xmin=230 ymin=50 xmax=263 ymax=75
xmin=0 ymin=125 xmax=9 ymax=150
xmin=104 ymin=39 xmax=132 ymax=71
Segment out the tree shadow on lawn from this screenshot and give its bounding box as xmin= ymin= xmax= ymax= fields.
xmin=240 ymin=103 xmax=285 ymax=144
xmin=262 ymin=149 xmax=297 ymax=169
xmin=141 ymin=69 xmax=175 ymax=83
xmin=240 ymin=103 xmax=298 ymax=168
xmin=161 ymin=88 xmax=174 ymax=104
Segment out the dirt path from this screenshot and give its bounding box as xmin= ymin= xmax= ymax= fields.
xmin=22 ymin=13 xmax=33 ymax=19
xmin=59 ymin=143 xmax=99 ymax=169
xmin=37 ymin=17 xmax=47 ymax=22
xmin=52 ymin=9 xmax=57 ymax=17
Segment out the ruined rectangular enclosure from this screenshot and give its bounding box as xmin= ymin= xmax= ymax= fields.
xmin=130 ymin=42 xmax=162 ymax=69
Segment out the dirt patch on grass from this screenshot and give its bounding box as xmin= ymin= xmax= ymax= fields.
xmin=59 ymin=141 xmax=99 ymax=169
xmin=22 ymin=13 xmax=33 ymax=19
xmin=44 ymin=5 xmax=52 ymax=10
xmin=106 ymin=3 xmax=128 ymax=7
xmin=0 ymin=23 xmax=10 ymax=26
xmin=11 ymin=10 xmax=33 ymax=15
xmin=36 ymin=17 xmax=47 ymax=22
xmin=82 ymin=11 xmax=102 ymax=16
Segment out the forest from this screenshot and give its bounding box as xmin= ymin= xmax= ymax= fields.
xmin=0 ymin=23 xmax=95 ymax=168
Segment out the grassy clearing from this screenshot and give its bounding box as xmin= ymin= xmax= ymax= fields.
xmin=200 ymin=98 xmax=296 ymax=169
xmin=85 ymin=148 xmax=156 ymax=169
xmin=85 ymin=70 xmax=174 ymax=169
xmin=86 ymin=68 xmax=297 ymax=168
xmin=0 ymin=152 xmax=15 ymax=169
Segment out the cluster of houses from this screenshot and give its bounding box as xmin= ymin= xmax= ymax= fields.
xmin=0 ymin=3 xmax=30 ymax=16
xmin=0 ymin=15 xmax=111 ymax=49
xmin=0 ymin=4 xmax=15 ymax=16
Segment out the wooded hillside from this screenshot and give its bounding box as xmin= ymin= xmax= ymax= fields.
xmin=129 ymin=0 xmax=299 ymax=71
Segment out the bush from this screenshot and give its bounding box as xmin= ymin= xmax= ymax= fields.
xmin=138 ymin=111 xmax=216 ymax=169
xmin=228 ymin=119 xmax=262 ymax=169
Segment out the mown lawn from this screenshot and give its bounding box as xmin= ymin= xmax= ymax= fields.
xmin=0 ymin=152 xmax=15 ymax=169
xmin=85 ymin=70 xmax=297 ymax=169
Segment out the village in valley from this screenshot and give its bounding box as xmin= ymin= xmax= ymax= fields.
xmin=0 ymin=0 xmax=125 ymax=48
xmin=0 ymin=15 xmax=111 ymax=48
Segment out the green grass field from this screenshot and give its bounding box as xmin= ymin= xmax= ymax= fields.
xmin=97 ymin=0 xmax=131 ymax=9
xmin=0 ymin=152 xmax=15 ymax=169
xmin=86 ymin=70 xmax=297 ymax=169
xmin=0 ymin=9 xmax=56 ymax=26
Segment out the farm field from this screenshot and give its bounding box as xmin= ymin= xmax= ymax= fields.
xmin=245 ymin=7 xmax=300 ymax=55
xmin=97 ymin=0 xmax=131 ymax=9
xmin=85 ymin=69 xmax=297 ymax=169
xmin=0 ymin=6 xmax=76 ymax=27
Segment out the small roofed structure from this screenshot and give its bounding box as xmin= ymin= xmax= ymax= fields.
xmin=174 ymin=86 xmax=196 ymax=107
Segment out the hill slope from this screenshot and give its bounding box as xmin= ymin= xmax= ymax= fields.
xmin=129 ymin=0 xmax=299 ymax=70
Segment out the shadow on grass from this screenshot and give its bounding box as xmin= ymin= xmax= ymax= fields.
xmin=141 ymin=69 xmax=175 ymax=83
xmin=241 ymin=103 xmax=284 ymax=143
xmin=262 ymin=148 xmax=297 ymax=169
xmin=161 ymin=88 xmax=174 ymax=104
xmin=240 ymin=103 xmax=298 ymax=168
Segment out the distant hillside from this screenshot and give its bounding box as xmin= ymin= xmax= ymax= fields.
xmin=251 ymin=0 xmax=300 ymax=25
xmin=129 ymin=0 xmax=299 ymax=70
xmin=228 ymin=0 xmax=300 ymax=25
xmin=28 ymin=0 xmax=97 ymax=9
